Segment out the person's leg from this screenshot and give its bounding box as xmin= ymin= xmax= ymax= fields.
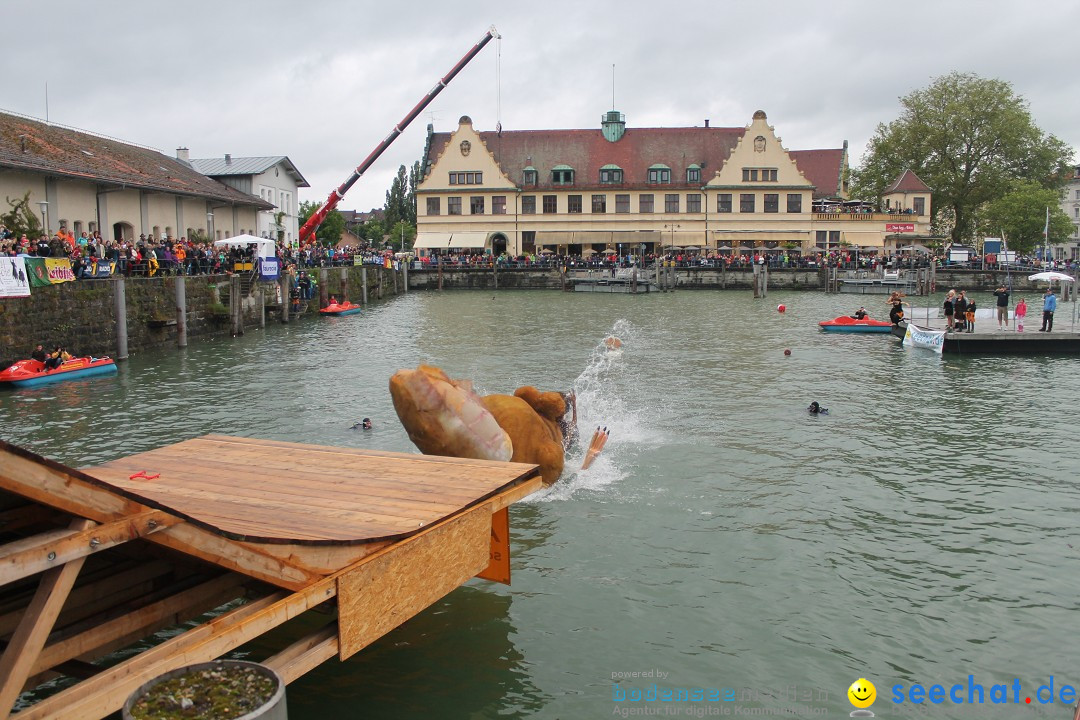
xmin=1048 ymin=312 xmax=1054 ymax=332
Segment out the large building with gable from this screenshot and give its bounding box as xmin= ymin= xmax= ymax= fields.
xmin=415 ymin=110 xmax=932 ymax=257
xmin=0 ymin=110 xmax=273 ymax=243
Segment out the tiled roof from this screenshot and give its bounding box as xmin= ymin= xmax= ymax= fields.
xmin=428 ymin=126 xmax=745 ymax=190
xmin=427 ymin=125 xmax=846 ymax=195
xmin=189 ymin=155 xmax=310 ymax=187
xmin=0 ymin=111 xmax=272 ymax=208
xmin=788 ymin=149 xmax=845 ymax=198
xmin=885 ymin=169 xmax=931 ymax=193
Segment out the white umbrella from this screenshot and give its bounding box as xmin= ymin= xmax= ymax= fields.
xmin=1028 ymin=271 xmax=1075 ymax=282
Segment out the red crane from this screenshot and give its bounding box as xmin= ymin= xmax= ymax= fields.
xmin=297 ymin=26 xmax=500 ymax=246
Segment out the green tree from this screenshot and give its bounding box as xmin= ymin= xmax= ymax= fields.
xmin=298 ymin=201 xmax=345 ymax=246
xmin=387 ymin=220 xmax=416 ymax=251
xmin=360 ymin=217 xmax=385 ymax=245
xmin=406 ymin=160 xmax=420 ymax=226
xmin=852 ymin=72 xmax=1073 ymax=245
xmin=384 ymin=165 xmax=410 ymax=230
xmin=1 ymin=192 xmax=43 ymax=238
xmin=980 ymin=180 xmax=1073 ymax=254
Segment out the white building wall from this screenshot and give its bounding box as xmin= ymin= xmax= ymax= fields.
xmin=253 ymin=163 xmax=301 ymax=243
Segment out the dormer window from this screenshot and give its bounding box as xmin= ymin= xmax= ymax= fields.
xmin=742 ymin=168 xmax=778 ymax=182
xmin=647 ymin=164 xmax=671 ymax=184
xmin=522 ymin=166 xmax=538 ymax=186
xmin=599 ymin=165 xmax=624 ymax=184
xmin=552 ymin=165 xmax=574 ymax=185
xmin=686 ymin=165 xmax=701 ymax=183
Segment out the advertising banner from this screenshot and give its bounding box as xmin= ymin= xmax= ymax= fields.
xmin=0 ymin=257 xmax=31 ymax=298
xmin=259 ymin=256 xmax=281 ymax=281
xmin=903 ymin=323 xmax=946 ymax=353
xmin=43 ymin=258 xmax=75 ymax=283
xmin=886 ymin=223 xmax=915 ymax=233
xmin=90 ymin=260 xmax=114 ymax=278
xmin=22 ymin=258 xmax=52 ymax=287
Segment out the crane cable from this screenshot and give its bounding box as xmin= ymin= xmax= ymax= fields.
xmin=496 ymin=33 xmax=502 ymax=136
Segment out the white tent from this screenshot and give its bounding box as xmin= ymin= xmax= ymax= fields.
xmin=213 ymin=234 xmax=276 ymax=259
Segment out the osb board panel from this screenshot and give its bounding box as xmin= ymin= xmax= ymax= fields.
xmin=337 ymin=503 xmax=490 ymax=660
xmin=82 ymin=435 xmax=539 ymax=545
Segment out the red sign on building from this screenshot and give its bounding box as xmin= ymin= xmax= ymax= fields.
xmin=886 ymin=223 xmax=915 ymax=233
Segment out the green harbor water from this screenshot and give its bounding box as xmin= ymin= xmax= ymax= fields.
xmin=3 ymin=289 xmax=1080 ymax=720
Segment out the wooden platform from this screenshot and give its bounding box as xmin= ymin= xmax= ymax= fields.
xmin=892 ymin=320 xmax=1080 ymax=355
xmin=0 ymin=436 xmax=543 ymax=720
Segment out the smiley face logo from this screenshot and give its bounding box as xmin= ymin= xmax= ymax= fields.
xmin=848 ymin=678 xmax=876 ymax=709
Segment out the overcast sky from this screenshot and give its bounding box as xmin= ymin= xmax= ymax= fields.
xmin=4 ymin=1 xmax=1079 ymax=213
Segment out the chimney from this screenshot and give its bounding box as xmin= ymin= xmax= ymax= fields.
xmin=225 ymin=153 xmax=232 ymax=165
xmin=176 ymin=147 xmax=189 ymax=161
xmin=704 ymin=119 xmax=710 ymax=128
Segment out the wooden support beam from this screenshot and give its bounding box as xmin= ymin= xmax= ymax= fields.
xmin=263 ymin=623 xmax=339 ymax=685
xmin=12 ymin=575 xmax=335 ymax=720
xmin=0 ymin=561 xmax=174 ymax=639
xmin=28 ymin=573 xmax=247 ymax=679
xmin=0 ymin=519 xmax=93 ymax=720
xmin=0 ymin=511 xmax=180 ymax=587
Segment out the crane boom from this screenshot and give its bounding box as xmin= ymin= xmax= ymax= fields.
xmin=298 ymin=25 xmax=500 ymax=245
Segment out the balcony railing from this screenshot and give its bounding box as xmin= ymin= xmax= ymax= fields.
xmin=812 ymin=212 xmax=922 ymax=221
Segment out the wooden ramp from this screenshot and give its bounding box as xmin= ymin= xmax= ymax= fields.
xmin=0 ymin=435 xmax=542 ymax=720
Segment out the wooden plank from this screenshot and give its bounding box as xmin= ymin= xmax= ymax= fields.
xmin=337 ymin=503 xmax=491 ymax=659
xmin=240 ymin=540 xmax=392 ymax=577
xmin=0 ymin=519 xmax=93 ymax=720
xmin=0 ymin=505 xmax=58 ymax=534
xmin=263 ymin=623 xmax=339 ymax=684
xmin=0 ymin=510 xmax=181 ymax=586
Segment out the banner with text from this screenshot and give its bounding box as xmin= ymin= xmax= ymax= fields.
xmin=44 ymin=258 xmax=76 ymax=283
xmin=886 ymin=223 xmax=915 ymax=233
xmin=903 ymin=323 xmax=945 ymax=353
xmin=259 ymin=256 xmax=281 ymax=281
xmin=0 ymin=257 xmax=31 ymax=298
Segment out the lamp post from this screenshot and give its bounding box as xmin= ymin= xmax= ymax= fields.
xmin=37 ymin=200 xmax=48 ymax=237
xmin=206 ymin=212 xmax=214 ymax=241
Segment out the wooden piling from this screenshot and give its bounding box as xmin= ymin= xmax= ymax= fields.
xmin=318 ymin=268 xmax=328 ymax=309
xmin=175 ymin=276 xmax=187 ymax=348
xmin=113 ymin=276 xmax=128 ymax=361
xmin=279 ymin=275 xmax=290 ymax=324
xmin=230 ymin=274 xmax=243 ymax=336
xmin=340 ymin=268 xmax=348 ymax=303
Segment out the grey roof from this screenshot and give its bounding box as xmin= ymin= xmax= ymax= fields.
xmin=189 ymin=155 xmax=310 ymax=187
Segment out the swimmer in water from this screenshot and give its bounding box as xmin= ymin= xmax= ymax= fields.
xmin=603 ymin=336 xmax=623 ymax=351
xmin=350 ymin=417 xmax=373 ymax=430
xmin=807 ymin=401 xmax=828 ymax=415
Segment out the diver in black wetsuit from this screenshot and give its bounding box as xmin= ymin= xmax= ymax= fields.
xmin=808 ymin=401 xmax=828 ymax=415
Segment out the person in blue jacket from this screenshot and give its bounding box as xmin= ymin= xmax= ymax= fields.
xmin=1040 ymin=287 xmax=1057 ymax=332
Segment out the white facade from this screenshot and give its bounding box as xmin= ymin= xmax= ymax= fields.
xmin=1058 ymin=167 xmax=1080 ymax=261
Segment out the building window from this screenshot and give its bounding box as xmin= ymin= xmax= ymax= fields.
xmin=471 ymin=197 xmax=485 ymax=214
xmin=493 ymin=196 xmax=506 ymax=215
xmin=829 ymin=230 xmax=840 ymax=247
xmin=764 ymin=194 xmax=779 ymax=213
xmin=600 ymin=167 xmax=623 ymax=184
xmin=648 ymin=167 xmax=671 ymax=184
xmin=741 ymin=168 xmax=777 ymax=182
xmin=522 ymin=196 xmax=536 ymax=214
xmin=553 ymin=168 xmax=574 ymax=185
xmin=591 ymin=194 xmax=607 ymax=213
xmin=523 ymin=169 xmax=538 ymax=186
xmin=686 ymin=194 xmax=701 ymax=213
xmin=786 ymin=194 xmax=802 ymax=213
xmin=816 ymin=230 xmax=827 ymax=248
xmin=665 ymin=194 xmax=679 ymax=213
xmin=616 ymin=194 xmax=630 ymax=213
xmin=640 ymin=194 xmax=654 ymax=213
xmin=426 ymin=197 xmax=441 ymax=215
xmin=686 ymin=167 xmax=701 ymax=183
xmin=449 ymin=171 xmax=483 ymax=185
xmin=448 ymin=197 xmax=462 ymax=215
xmin=718 ymin=194 xmax=732 ymax=213
xmin=740 ymin=193 xmax=755 ymax=213
xmin=568 ymin=195 xmax=583 ymax=213
xmin=913 ymin=197 xmax=925 ymax=215
xmin=543 ymin=195 xmax=558 ymax=214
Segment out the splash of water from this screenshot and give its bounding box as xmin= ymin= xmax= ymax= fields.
xmin=530 ymin=319 xmax=646 ymax=501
